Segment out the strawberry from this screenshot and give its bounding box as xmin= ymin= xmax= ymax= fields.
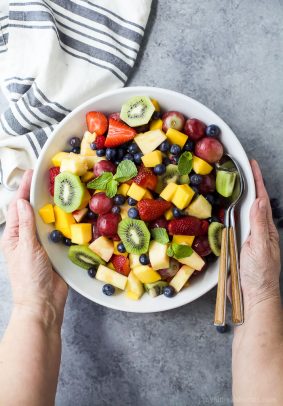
xmin=104 ymin=118 xmax=136 ymax=148
xmin=112 ymin=255 xmax=130 ymax=276
xmin=108 ymin=112 xmax=121 ymax=121
xmin=168 ymin=216 xmax=208 ymax=236
xmin=86 ymin=111 xmax=108 ymax=136
xmin=94 ymin=135 xmax=106 ymax=149
xmin=133 ymin=166 xmax=157 ymax=191
xmin=137 ymin=199 xmax=171 ymax=222
xmin=49 ymin=166 xmax=60 ymax=196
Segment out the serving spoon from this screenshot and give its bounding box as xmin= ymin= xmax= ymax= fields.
xmin=214 ymin=154 xmax=245 ymax=326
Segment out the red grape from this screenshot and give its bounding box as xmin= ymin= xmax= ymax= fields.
xmin=90 ymin=221 xmax=101 ymax=242
xmin=184 ymin=118 xmax=206 ymax=141
xmin=97 ymin=213 xmax=120 ymax=237
xmin=108 ymin=112 xmax=121 ymax=121
xmin=192 ymin=236 xmax=212 ymax=257
xmin=195 ymin=137 xmax=224 ymax=163
xmin=89 ymin=192 xmax=113 ymax=215
xmin=162 ymin=111 xmax=185 ymax=132
xmin=199 ymin=174 xmax=216 ymax=194
xmin=158 ymin=259 xmax=180 ymax=280
xmin=149 ymin=217 xmax=168 ymax=230
xmin=93 ymin=160 xmax=116 ymax=177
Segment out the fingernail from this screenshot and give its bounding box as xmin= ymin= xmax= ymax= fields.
xmin=259 ymin=198 xmax=266 ymax=210
xmin=17 ymin=199 xmax=26 ymax=213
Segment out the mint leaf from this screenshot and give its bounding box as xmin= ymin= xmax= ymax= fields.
xmin=106 ymin=179 xmax=118 ymax=198
xmin=87 ymin=172 xmax=113 ymax=190
xmin=172 ymin=243 xmax=193 ymax=259
xmin=151 ymin=228 xmax=169 ymax=244
xmin=167 ymin=245 xmax=174 ymax=257
xmin=178 ymin=152 xmax=193 ymax=175
xmin=114 ymin=160 xmax=138 ymax=182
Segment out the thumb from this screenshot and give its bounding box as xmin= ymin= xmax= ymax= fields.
xmin=17 ymin=199 xmax=37 ymax=243
xmin=250 ymin=198 xmax=268 ymax=248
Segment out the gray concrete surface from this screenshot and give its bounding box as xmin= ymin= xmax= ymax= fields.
xmin=1 ymin=1 xmax=283 ymax=405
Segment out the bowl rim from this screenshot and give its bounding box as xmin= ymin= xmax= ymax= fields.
xmin=30 ymin=86 xmax=255 ymax=313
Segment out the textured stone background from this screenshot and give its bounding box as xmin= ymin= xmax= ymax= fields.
xmin=1 ymin=1 xmax=283 ymax=405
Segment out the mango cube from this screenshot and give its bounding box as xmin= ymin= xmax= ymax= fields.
xmin=60 ymin=157 xmax=88 ymax=176
xmin=164 ymin=209 xmax=173 ymax=220
xmin=172 ymin=184 xmax=195 ymax=210
xmin=141 ymin=150 xmax=162 ymax=167
xmin=77 ymin=189 xmax=91 ymax=210
xmin=192 ymin=155 xmax=213 ymax=175
xmin=127 ymin=183 xmax=146 ymax=201
xmin=133 ymin=265 xmax=161 ymax=284
xmin=166 ymin=128 xmax=188 ymax=148
xmin=120 ymin=203 xmax=131 ymax=219
xmin=172 ymin=235 xmax=195 ymax=246
xmin=160 ymin=183 xmax=178 ymax=202
xmin=150 ymin=98 xmax=160 ymax=111
xmin=51 ymin=152 xmax=70 ymax=167
xmin=117 ymin=183 xmax=130 ymax=196
xmin=113 ymin=241 xmax=128 ymax=257
xmin=129 ymin=254 xmax=140 ymax=269
xmin=150 ymin=119 xmax=163 ymax=131
xmin=126 ymin=271 xmax=144 ymax=300
xmin=89 ymin=236 xmax=114 ymax=262
xmin=38 ymin=204 xmax=55 ymax=224
xmin=81 ymin=171 xmax=95 ymax=183
xmin=143 ymin=190 xmax=153 ymax=199
xmin=70 ymin=223 xmax=92 ymax=244
xmin=54 ymin=205 xmax=75 ymax=238
xmin=169 ymin=265 xmax=195 ymax=292
xmin=96 ymin=265 xmax=127 ymax=290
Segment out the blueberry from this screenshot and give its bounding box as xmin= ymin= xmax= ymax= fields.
xmin=190 ymin=186 xmax=199 ymax=194
xmin=159 ymin=140 xmax=170 ymax=152
xmin=170 ymin=144 xmax=181 ymax=155
xmin=112 ymin=205 xmax=121 ymax=214
xmin=117 ymin=242 xmax=126 ymax=253
xmin=122 ymin=142 xmax=131 ymax=150
xmin=134 ymin=152 xmax=143 ymax=165
xmin=87 ymin=210 xmax=97 ymax=220
xmin=153 ymin=164 xmax=166 ymax=175
xmin=63 ymin=237 xmax=72 ymax=246
xmin=90 ymin=142 xmax=97 ymax=150
xmin=206 ymin=194 xmax=215 ymax=205
xmin=190 ymin=174 xmax=202 ymax=186
xmin=49 ymin=230 xmax=63 ymax=243
xmin=69 ymin=136 xmax=81 ymax=148
xmin=128 ymin=197 xmax=137 ymax=206
xmin=96 ymin=149 xmax=106 ymax=157
xmin=127 ymin=143 xmax=138 ymax=154
xmin=206 ymin=124 xmax=221 ymax=138
xmin=183 ymin=140 xmax=194 ymax=151
xmin=173 ymin=207 xmax=183 ymax=218
xmin=88 ymin=267 xmax=97 ymax=278
xmin=216 ymin=324 xmax=229 ymax=334
xmin=71 ymin=146 xmax=80 ymax=154
xmin=117 ymin=148 xmax=125 ymax=160
xmin=106 ymin=148 xmax=116 ymax=161
xmin=163 ymin=157 xmax=171 ymax=166
xmin=139 ymin=254 xmax=149 ymax=265
xmin=114 ymin=194 xmax=126 ymax=205
xmin=128 ymin=207 xmax=139 ymax=219
xmin=123 ymin=153 xmax=134 ymax=161
xmin=102 ymin=284 xmax=115 ymax=296
xmin=163 ymin=286 xmax=175 ymax=298
xmin=270 ymin=198 xmax=279 ymax=209
xmin=209 ymin=216 xmax=220 ymax=223
xmin=152 ymin=111 xmax=162 ymax=120
xmin=114 ymin=160 xmax=121 ymax=166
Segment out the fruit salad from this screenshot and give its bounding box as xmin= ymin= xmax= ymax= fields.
xmin=39 ymin=96 xmax=238 ymax=300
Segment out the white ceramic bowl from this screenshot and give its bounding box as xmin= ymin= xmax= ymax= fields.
xmin=31 ymin=86 xmax=255 ymax=313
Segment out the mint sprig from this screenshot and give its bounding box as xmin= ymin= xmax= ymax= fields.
xmin=106 ymin=179 xmax=118 ymax=198
xmin=114 ymin=160 xmax=138 ymax=182
xmin=151 ymin=228 xmax=169 ymax=244
xmin=178 ymin=152 xmax=193 ymax=175
xmin=167 ymin=243 xmax=193 ymax=259
xmin=87 ymin=172 xmax=113 ymax=190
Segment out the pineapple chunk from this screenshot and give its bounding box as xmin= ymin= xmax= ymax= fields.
xmin=150 ymin=119 xmax=163 ymax=131
xmin=141 ymin=150 xmax=162 ymax=167
xmin=72 ymin=208 xmax=88 ymax=222
xmin=96 ymin=265 xmax=127 ymax=290
xmin=129 ymin=254 xmax=140 ymax=269
xmin=149 ymin=241 xmax=169 ymax=270
xmin=133 ymin=265 xmax=161 ymax=284
xmin=165 ymin=209 xmax=173 ymax=220
xmin=120 ymin=203 xmax=131 ymax=219
xmin=81 ymin=171 xmax=95 ymax=183
xmin=166 ymin=128 xmax=188 ymax=148
xmin=126 ymin=271 xmax=144 ymax=300
xmin=178 ymin=250 xmax=205 ymax=271
xmin=160 ymin=183 xmax=178 ymax=202
xmin=80 ymin=131 xmax=96 ymax=156
xmin=186 ymin=195 xmax=212 ymax=219
xmin=172 ymin=235 xmax=195 ymax=246
xmin=77 ymin=189 xmax=91 ymax=210
xmin=108 ymin=262 xmax=115 ymax=270
xmin=113 ymin=241 xmax=128 ymax=257
xmin=60 ymin=157 xmax=88 ymax=176
xmin=170 ymin=265 xmax=195 ymax=292
xmin=192 ymin=155 xmax=213 ymax=175
xmin=51 ymin=152 xmax=70 ymax=167
xmin=127 ymin=183 xmax=146 ymax=201
xmin=134 ymin=129 xmax=166 ymax=155
xmin=172 ymin=184 xmax=195 ymax=210
xmin=54 ymin=206 xmax=75 ymax=238
xmin=117 ymin=183 xmax=130 ymax=196
xmin=143 ymin=190 xmax=153 ymax=199
xmin=89 ymin=236 xmax=114 ymax=262
xmin=38 ymin=204 xmax=55 ymax=224
xmin=150 ymin=98 xmax=160 ymax=112
xmin=70 ymin=223 xmax=92 ymax=244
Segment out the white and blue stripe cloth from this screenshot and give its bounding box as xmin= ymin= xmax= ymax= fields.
xmin=0 ymin=0 xmax=152 ymax=224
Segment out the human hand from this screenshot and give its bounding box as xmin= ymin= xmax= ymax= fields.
xmin=1 ymin=170 xmax=68 ymax=330
xmin=239 ymin=160 xmax=281 ymax=315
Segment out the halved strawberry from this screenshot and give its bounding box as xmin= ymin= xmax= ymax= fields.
xmin=133 ymin=166 xmax=157 ymax=191
xmin=86 ymin=111 xmax=108 ymax=136
xmin=112 ymin=255 xmax=130 ymax=276
xmin=95 ymin=135 xmax=106 ymax=149
xmin=137 ymin=199 xmax=171 ymax=222
xmin=168 ymin=216 xmax=208 ymax=236
xmin=108 ymin=112 xmax=121 ymax=121
xmin=104 ymin=118 xmax=136 ymax=148
xmin=49 ymin=166 xmax=60 ymax=196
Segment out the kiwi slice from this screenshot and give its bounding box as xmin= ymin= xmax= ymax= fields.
xmin=208 ymin=222 xmax=224 ymax=256
xmin=144 ymin=281 xmax=168 ymax=297
xmin=118 ymin=219 xmax=150 ymax=254
xmin=54 ymin=172 xmax=85 ymax=213
xmin=216 ymin=170 xmax=237 ymax=198
xmin=68 ymin=245 xmax=105 ymax=270
xmin=120 ymin=96 xmax=155 ymax=127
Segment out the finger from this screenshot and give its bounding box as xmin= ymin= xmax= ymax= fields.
xmin=250 ymin=197 xmax=269 ymax=247
xmin=17 ymin=199 xmax=37 ymax=243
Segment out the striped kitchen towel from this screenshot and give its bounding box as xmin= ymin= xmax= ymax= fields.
xmin=0 ymin=0 xmax=152 ymax=224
